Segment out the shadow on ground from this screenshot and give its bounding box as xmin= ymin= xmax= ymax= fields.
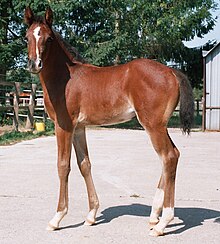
xmin=98 ymin=204 xmax=220 ymax=235
xmin=60 ymin=203 xmax=220 ymax=235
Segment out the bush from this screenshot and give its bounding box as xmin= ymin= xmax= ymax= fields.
xmin=0 ymin=112 xmax=13 ymax=126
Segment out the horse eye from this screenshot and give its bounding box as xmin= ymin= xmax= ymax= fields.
xmin=47 ymin=37 xmax=53 ymax=43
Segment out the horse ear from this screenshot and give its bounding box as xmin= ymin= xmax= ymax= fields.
xmin=24 ymin=6 xmax=34 ymax=26
xmin=45 ymin=7 xmax=53 ymax=27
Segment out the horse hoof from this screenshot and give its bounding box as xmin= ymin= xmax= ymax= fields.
xmin=84 ymin=218 xmax=95 ymax=226
xmin=149 ymin=227 xmax=163 ymax=237
xmin=148 ymin=221 xmax=159 ymax=229
xmin=46 ymin=223 xmax=59 ymax=231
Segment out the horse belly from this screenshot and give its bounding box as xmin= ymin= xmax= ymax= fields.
xmin=103 ymin=106 xmax=136 ymax=125
xmin=78 ymin=105 xmax=136 ymax=126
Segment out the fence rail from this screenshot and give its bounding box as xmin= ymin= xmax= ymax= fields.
xmin=0 ymin=81 xmax=47 ymax=131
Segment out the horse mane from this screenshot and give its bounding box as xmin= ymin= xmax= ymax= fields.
xmin=53 ymin=31 xmax=86 ymax=64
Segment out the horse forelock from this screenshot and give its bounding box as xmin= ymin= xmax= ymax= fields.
xmin=32 ymin=15 xmax=45 ymax=24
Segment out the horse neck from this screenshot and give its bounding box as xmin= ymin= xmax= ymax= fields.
xmin=39 ymin=38 xmax=71 ymax=91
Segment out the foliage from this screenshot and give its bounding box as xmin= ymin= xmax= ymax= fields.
xmin=0 ymin=1 xmax=27 ymax=75
xmin=45 ymin=119 xmax=55 ymax=132
xmin=0 ymin=130 xmax=41 ymax=145
xmin=0 ymin=120 xmax=55 ymax=145
xmin=49 ymin=0 xmax=218 ymax=66
xmin=0 ymin=112 xmax=13 ymax=126
xmin=193 ymin=86 xmax=203 ymax=100
xmin=0 ymin=0 xmax=218 ymax=86
xmin=6 ymin=68 xmax=31 ymax=83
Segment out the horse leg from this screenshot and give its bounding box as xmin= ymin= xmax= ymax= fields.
xmin=73 ymin=126 xmax=99 ymax=225
xmin=46 ymin=125 xmax=73 ymax=230
xmin=146 ymin=126 xmax=179 ymax=236
xmin=149 ymin=128 xmax=179 ymax=236
xmin=149 ymin=176 xmax=164 ymax=227
xmin=149 ymin=134 xmax=178 ymax=225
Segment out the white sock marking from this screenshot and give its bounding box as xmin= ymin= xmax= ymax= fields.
xmin=154 ymin=207 xmax=174 ymax=233
xmin=49 ymin=208 xmax=67 ymax=228
xmin=150 ymin=188 xmax=164 ymax=222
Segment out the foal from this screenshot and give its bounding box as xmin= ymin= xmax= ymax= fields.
xmin=24 ymin=7 xmax=194 ymax=236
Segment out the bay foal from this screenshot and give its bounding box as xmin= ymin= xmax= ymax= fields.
xmin=24 ymin=7 xmax=194 ymax=236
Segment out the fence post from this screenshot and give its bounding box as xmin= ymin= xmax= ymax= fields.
xmin=26 ymin=83 xmax=37 ymax=129
xmin=43 ymin=108 xmax=47 ymax=124
xmin=196 ymin=99 xmax=200 ymax=117
xmin=13 ymin=82 xmax=20 ymax=131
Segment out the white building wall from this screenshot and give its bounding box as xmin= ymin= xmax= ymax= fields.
xmin=205 ymin=44 xmax=220 ymax=130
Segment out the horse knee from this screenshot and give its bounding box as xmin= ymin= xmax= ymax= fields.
xmin=58 ymin=163 xmax=71 ymax=178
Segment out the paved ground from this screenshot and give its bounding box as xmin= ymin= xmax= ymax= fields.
xmin=0 ymin=128 xmax=220 ymax=244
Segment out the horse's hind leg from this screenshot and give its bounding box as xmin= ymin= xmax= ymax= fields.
xmin=149 ymin=132 xmax=178 ymax=227
xmin=138 ymin=120 xmax=179 ymax=236
xmin=73 ymin=125 xmax=99 ymax=225
xmin=148 ymin=127 xmax=180 ymax=236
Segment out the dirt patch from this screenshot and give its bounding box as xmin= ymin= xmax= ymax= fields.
xmin=0 ymin=125 xmax=14 ymax=136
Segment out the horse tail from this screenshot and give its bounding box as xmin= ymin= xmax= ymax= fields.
xmin=173 ymin=69 xmax=194 ymax=134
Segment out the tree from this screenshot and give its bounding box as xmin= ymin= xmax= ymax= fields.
xmin=56 ymin=0 xmax=217 ymax=65
xmin=0 ymin=0 xmax=55 ymax=82
xmin=0 ymin=0 xmax=29 ymax=81
xmin=0 ymin=0 xmax=218 ymax=85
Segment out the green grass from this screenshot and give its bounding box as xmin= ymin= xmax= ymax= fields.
xmin=0 ymin=131 xmax=42 ymax=145
xmin=0 ymin=121 xmax=55 ymax=146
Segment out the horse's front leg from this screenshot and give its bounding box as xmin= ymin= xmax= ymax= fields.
xmin=46 ymin=124 xmax=73 ymax=231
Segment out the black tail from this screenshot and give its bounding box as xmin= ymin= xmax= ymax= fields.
xmin=173 ymin=70 xmax=194 ymax=134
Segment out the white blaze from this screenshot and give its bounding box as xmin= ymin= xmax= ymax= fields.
xmin=33 ymin=26 xmax=41 ymax=65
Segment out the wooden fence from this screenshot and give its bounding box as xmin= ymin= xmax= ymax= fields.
xmin=0 ymin=81 xmax=47 ymax=131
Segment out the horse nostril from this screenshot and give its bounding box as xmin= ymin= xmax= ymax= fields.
xmin=38 ymin=59 xmax=42 ymax=69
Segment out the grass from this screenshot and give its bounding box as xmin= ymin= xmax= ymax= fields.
xmin=0 ymin=120 xmax=55 ymax=146
xmin=0 ymin=131 xmax=40 ymax=145
xmin=0 ymin=130 xmax=55 ymax=146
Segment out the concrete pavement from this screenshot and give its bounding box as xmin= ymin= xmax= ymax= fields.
xmin=0 ymin=128 xmax=220 ymax=243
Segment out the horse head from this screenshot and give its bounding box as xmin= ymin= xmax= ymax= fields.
xmin=24 ymin=7 xmax=54 ymax=74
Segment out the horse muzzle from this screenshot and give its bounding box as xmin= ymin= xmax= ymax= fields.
xmin=28 ymin=58 xmax=43 ymax=74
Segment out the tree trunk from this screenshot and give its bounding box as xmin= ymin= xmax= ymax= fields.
xmin=0 ymin=1 xmax=10 ymax=81
xmin=114 ymin=11 xmax=120 ymax=65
